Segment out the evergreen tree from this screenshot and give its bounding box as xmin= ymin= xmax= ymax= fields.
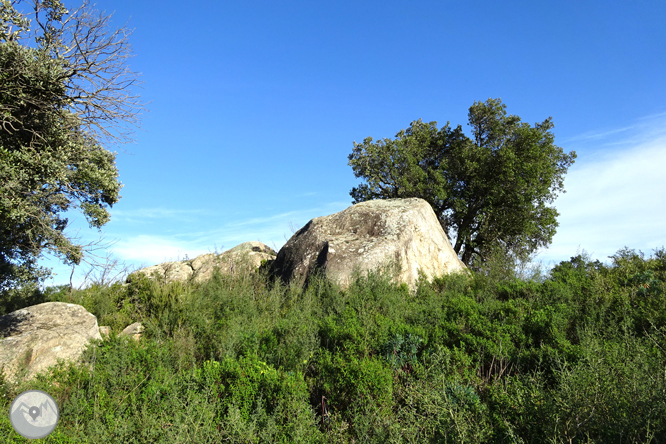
xmin=0 ymin=0 xmax=143 ymax=291
xmin=348 ymin=98 xmax=576 ymax=267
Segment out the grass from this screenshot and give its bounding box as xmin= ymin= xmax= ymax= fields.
xmin=1 ymin=246 xmax=665 ymax=443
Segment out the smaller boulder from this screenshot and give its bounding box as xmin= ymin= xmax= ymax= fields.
xmin=128 ymin=241 xmax=277 ymax=285
xmin=119 ymin=322 xmax=143 ymax=341
xmin=99 ymin=326 xmax=111 ymax=338
xmin=134 ymin=262 xmax=193 ymax=284
xmin=0 ymin=302 xmax=102 ymax=383
xmin=191 ymin=241 xmax=277 ymax=283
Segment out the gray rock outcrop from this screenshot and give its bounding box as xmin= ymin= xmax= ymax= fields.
xmin=128 ymin=241 xmax=277 ymax=285
xmin=0 ymin=302 xmax=102 ymax=383
xmin=270 ymin=198 xmax=467 ymax=291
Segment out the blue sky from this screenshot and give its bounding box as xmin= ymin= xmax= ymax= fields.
xmin=36 ymin=0 xmax=666 ymax=288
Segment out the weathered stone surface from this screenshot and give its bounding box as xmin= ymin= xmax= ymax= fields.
xmin=132 ymin=261 xmax=194 ymax=285
xmin=191 ymin=241 xmax=277 ymax=283
xmin=128 ymin=241 xmax=277 ymax=285
xmin=270 ymin=198 xmax=467 ymax=291
xmin=99 ymin=326 xmax=111 ymax=338
xmin=0 ymin=302 xmax=102 ymax=383
xmin=119 ymin=322 xmax=143 ymax=341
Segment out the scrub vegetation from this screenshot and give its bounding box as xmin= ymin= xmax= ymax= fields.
xmin=2 ymin=2 xmax=663 ymax=442
xmin=1 ymin=246 xmax=665 ymax=443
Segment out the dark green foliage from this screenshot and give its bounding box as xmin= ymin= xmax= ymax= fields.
xmin=348 ymin=98 xmax=576 ymax=268
xmin=379 ymin=332 xmax=424 ymax=370
xmin=1 ymin=0 xmax=142 ymax=295
xmin=1 ymin=246 xmax=666 ymax=442
xmin=0 ymin=280 xmax=50 ymax=316
xmin=316 ymin=350 xmax=394 ymax=419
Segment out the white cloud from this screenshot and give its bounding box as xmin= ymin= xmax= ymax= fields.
xmin=40 ymin=200 xmax=353 ymax=287
xmin=108 ymin=235 xmax=209 ymax=265
xmin=537 ymin=114 xmax=666 ymax=268
xmin=182 ymin=201 xmax=351 ymax=252
xmin=104 ymin=200 xmax=351 ymax=265
xmin=562 ymin=111 xmax=666 ymax=147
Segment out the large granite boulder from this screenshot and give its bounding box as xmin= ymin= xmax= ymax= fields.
xmin=270 ymin=198 xmax=467 ymax=291
xmin=128 ymin=241 xmax=277 ymax=285
xmin=0 ymin=302 xmax=102 ymax=383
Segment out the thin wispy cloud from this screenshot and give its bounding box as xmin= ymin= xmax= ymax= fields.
xmin=561 ymin=125 xmax=635 ymax=144
xmin=106 ymin=201 xmax=351 ymax=266
xmin=565 ymin=112 xmax=666 ymax=150
xmin=110 ymin=207 xmax=214 ymax=223
xmin=636 ymin=111 xmax=666 ymax=122
xmin=222 ymin=210 xmax=313 ymax=228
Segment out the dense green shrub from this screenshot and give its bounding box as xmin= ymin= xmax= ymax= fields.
xmin=1 ymin=246 xmax=665 ymax=442
xmin=315 ymin=349 xmax=393 ymax=419
xmin=0 ymin=281 xmax=51 ymax=316
xmin=379 ymin=332 xmax=425 ymax=370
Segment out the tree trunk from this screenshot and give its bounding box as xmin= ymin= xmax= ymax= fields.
xmin=461 ymin=248 xmax=474 ymax=267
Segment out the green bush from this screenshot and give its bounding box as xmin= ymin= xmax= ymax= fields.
xmin=316 ymin=349 xmax=393 ymax=420
xmin=397 ymin=344 xmax=491 ymax=442
xmin=2 ymin=245 xmax=665 ymax=442
xmin=539 ymin=329 xmax=666 ymax=443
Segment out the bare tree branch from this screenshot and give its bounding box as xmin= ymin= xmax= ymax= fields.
xmin=3 ymin=0 xmax=145 ymax=146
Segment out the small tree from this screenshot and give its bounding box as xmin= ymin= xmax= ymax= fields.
xmin=0 ymin=0 xmax=144 ymax=291
xmin=348 ymin=98 xmax=576 ymax=268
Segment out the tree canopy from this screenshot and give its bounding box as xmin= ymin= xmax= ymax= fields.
xmin=0 ymin=0 xmax=143 ymax=291
xmin=348 ymin=98 xmax=576 ymax=268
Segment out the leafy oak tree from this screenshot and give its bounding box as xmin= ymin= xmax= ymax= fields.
xmin=348 ymin=98 xmax=576 ymax=268
xmin=0 ymin=0 xmax=143 ymax=291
